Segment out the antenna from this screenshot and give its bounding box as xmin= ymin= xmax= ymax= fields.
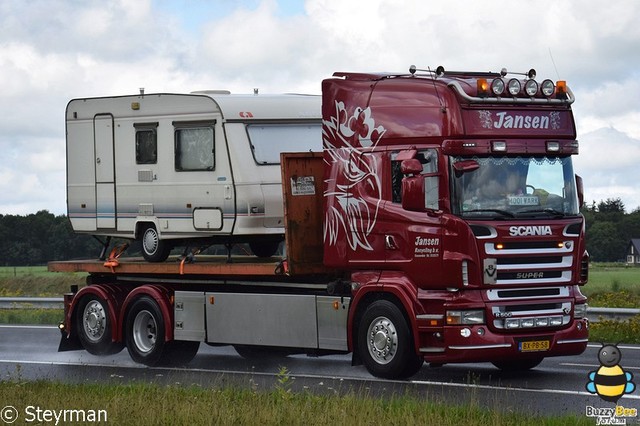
xmin=548 ymin=48 xmax=561 ymax=80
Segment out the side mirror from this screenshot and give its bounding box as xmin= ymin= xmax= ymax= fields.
xmin=575 ymin=174 xmax=584 ymax=208
xmin=401 ymin=158 xmax=422 ymax=175
xmin=453 ymin=159 xmax=479 ymax=177
xmin=401 ymin=174 xmax=424 ymax=212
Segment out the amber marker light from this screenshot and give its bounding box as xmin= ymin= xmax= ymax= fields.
xmin=495 ymin=243 xmax=504 ymax=250
xmin=556 ymin=80 xmax=568 ymax=99
xmin=477 ymin=78 xmax=489 ymax=97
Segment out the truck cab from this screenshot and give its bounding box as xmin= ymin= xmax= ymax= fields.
xmin=321 ymin=67 xmax=588 ymax=375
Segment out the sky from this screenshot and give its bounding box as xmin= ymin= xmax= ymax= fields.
xmin=1 ymin=0 xmax=639 ymax=215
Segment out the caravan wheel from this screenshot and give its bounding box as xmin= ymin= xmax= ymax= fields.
xmin=140 ymin=225 xmax=171 ymax=262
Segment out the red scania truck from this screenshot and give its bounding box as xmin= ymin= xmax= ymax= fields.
xmin=51 ymin=65 xmax=589 ymax=379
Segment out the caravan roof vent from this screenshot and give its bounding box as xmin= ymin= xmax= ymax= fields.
xmin=191 ymin=90 xmax=231 ymax=95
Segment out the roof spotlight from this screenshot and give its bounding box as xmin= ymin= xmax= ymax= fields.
xmin=524 ymin=79 xmax=538 ymax=97
xmin=507 ymin=78 xmax=521 ymax=96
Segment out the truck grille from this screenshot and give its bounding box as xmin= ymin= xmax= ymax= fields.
xmin=483 ymin=241 xmax=573 ymax=285
xmin=487 ymin=286 xmax=572 ymax=330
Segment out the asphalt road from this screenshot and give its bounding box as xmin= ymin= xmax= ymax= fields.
xmin=0 ymin=325 xmax=639 ymax=420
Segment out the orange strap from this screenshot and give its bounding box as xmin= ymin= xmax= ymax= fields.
xmin=103 ymin=243 xmax=129 ymax=273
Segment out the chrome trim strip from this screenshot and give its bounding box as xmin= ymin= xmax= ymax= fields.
xmin=448 ymin=343 xmax=512 ymax=350
xmin=417 ymin=314 xmax=444 ymax=320
xmin=419 ymin=347 xmax=446 ymax=353
xmin=557 ymin=338 xmax=589 ymax=345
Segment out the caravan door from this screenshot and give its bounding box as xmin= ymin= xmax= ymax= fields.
xmin=94 ymin=114 xmax=116 ymax=229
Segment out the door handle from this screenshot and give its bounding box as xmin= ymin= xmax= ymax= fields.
xmin=385 ymin=235 xmax=398 ymax=250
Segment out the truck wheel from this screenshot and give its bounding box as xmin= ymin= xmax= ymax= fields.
xmin=140 ymin=225 xmax=171 ymax=262
xmin=125 ymin=296 xmax=168 ymax=365
xmin=357 ymin=300 xmax=423 ymax=379
xmin=125 ymin=296 xmax=199 ymax=366
xmin=76 ymin=294 xmax=123 ymax=355
xmin=492 ymin=357 xmax=543 ymax=372
xmin=249 ymin=241 xmax=280 ymax=258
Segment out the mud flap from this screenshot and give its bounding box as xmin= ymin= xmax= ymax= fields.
xmin=58 ymin=327 xmax=83 ymax=352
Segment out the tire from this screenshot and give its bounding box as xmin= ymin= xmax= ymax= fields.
xmin=125 ymin=296 xmax=199 ymax=366
xmin=249 ymin=241 xmax=280 ymax=258
xmin=140 ymin=225 xmax=171 ymax=262
xmin=357 ymin=300 xmax=423 ymax=379
xmin=492 ymin=357 xmax=543 ymax=372
xmin=75 ymin=294 xmax=123 ymax=356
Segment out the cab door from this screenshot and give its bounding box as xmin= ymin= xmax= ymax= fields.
xmin=380 ymin=148 xmax=443 ymax=285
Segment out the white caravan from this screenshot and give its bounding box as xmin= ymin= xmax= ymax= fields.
xmin=66 ymin=91 xmax=321 ymax=261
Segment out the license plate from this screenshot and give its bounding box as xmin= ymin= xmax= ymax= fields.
xmin=519 ymin=340 xmax=550 ymax=352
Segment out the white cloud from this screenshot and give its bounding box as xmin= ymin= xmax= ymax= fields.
xmin=0 ymin=0 xmax=639 ymax=214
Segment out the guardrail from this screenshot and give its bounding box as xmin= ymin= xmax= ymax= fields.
xmin=0 ymin=297 xmax=638 ymax=322
xmin=0 ymin=297 xmax=64 ymax=310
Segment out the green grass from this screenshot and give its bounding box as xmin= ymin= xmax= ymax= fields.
xmin=0 ymin=308 xmax=63 ymax=325
xmin=582 ymin=263 xmax=640 ymax=296
xmin=0 ymin=269 xmax=85 ymax=297
xmin=0 ymin=379 xmax=591 ymax=425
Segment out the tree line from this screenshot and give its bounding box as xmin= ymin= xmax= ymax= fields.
xmin=1 ymin=198 xmax=638 ymax=266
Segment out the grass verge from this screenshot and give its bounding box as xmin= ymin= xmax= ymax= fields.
xmin=0 ymin=379 xmax=591 ymax=426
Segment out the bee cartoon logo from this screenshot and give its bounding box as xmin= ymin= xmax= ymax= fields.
xmin=586 ymin=343 xmax=635 ymax=403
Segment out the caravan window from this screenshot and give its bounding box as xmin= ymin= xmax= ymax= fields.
xmin=174 ymin=121 xmax=216 ymax=171
xmin=246 ymin=123 xmax=321 ymax=164
xmin=134 ymin=122 xmax=158 ymax=164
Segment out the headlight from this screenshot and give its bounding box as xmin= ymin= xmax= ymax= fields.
xmin=574 ymin=303 xmax=588 ymax=319
xmin=446 ymin=310 xmax=485 ymax=325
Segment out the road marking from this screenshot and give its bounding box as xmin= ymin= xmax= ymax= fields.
xmin=0 ymin=325 xmax=58 ymax=329
xmin=409 ymin=379 xmax=640 ymax=400
xmin=587 ymin=343 xmax=640 ymax=351
xmin=561 ymin=362 xmax=640 ymax=371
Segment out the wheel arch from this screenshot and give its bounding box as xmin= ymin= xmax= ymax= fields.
xmin=348 ymin=275 xmax=420 ymax=362
xmin=119 ymin=285 xmax=174 ymax=343
xmin=134 ymin=219 xmax=160 ymax=240
xmin=67 ymin=284 xmax=128 ymax=343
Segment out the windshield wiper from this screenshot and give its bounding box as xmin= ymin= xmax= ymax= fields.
xmin=464 ymin=209 xmax=515 ymax=218
xmin=517 ymin=208 xmax=566 ymax=218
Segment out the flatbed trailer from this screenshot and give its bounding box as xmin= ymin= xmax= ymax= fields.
xmin=53 ymin=67 xmax=590 ymax=379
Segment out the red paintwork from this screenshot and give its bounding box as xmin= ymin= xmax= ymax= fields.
xmin=65 ymin=284 xmax=130 ymax=342
xmin=324 ymin=71 xmax=588 ymax=361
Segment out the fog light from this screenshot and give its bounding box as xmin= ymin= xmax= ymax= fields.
xmin=535 ymin=318 xmax=549 ymax=327
xmin=521 ymin=318 xmax=535 ymax=328
xmin=550 ymin=316 xmax=563 ymax=326
xmin=505 ymin=318 xmax=520 ymax=329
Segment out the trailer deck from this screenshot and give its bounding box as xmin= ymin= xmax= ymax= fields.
xmin=48 ymin=255 xmax=285 ymax=277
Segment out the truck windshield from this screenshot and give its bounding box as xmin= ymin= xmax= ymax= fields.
xmin=451 ymin=156 xmax=580 ymax=219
